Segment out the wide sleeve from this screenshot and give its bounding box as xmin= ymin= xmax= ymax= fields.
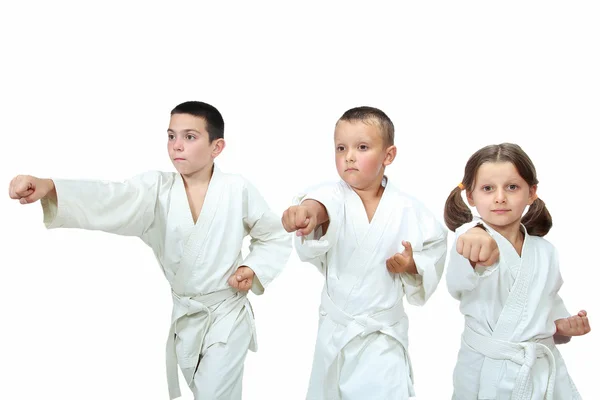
xmin=292 ymin=182 xmax=344 ymax=275
xmin=240 ymin=179 xmax=292 ymax=295
xmin=41 ymin=171 xmax=163 ymax=238
xmin=399 ymin=205 xmax=448 ymax=306
xmin=547 ymin=246 xmax=572 ymax=344
xmin=547 ymin=246 xmax=571 ymax=320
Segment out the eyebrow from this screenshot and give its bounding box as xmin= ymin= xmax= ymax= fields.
xmin=477 ymin=178 xmax=522 ymax=185
xmin=167 ymin=129 xmax=201 ymax=134
xmin=335 ymin=139 xmax=373 ymax=144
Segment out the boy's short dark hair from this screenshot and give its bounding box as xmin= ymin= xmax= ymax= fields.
xmin=171 ymin=101 xmax=225 ymax=142
xmin=338 ymin=106 xmax=394 ymax=146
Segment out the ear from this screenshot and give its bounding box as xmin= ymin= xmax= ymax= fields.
xmin=383 ymin=145 xmax=397 ymax=166
xmin=211 ymin=138 xmax=226 ymax=158
xmin=527 ymin=184 xmax=538 ymax=205
xmin=466 ymin=190 xmax=476 ymax=207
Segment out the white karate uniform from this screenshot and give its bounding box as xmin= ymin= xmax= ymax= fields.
xmin=41 ymin=165 xmax=291 ymax=399
xmin=447 ymin=219 xmax=581 ymax=399
xmin=293 ymin=177 xmax=447 ymax=400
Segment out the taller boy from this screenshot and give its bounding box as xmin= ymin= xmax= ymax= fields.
xmin=8 ymin=101 xmax=291 ymax=399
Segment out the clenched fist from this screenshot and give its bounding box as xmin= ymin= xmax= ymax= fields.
xmin=282 ymin=199 xmax=327 ymax=236
xmin=555 ymin=310 xmax=591 ymax=337
xmin=8 ymin=175 xmax=55 ymax=204
xmin=457 ymin=226 xmax=499 ymax=267
xmin=227 ymin=266 xmax=255 ymax=292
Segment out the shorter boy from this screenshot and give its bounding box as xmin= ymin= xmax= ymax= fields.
xmin=282 ymin=106 xmax=493 ymax=399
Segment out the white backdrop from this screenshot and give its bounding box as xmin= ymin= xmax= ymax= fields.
xmin=1 ymin=1 xmax=598 ymax=399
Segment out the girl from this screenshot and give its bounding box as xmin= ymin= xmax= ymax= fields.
xmin=444 ymin=143 xmax=590 ymax=399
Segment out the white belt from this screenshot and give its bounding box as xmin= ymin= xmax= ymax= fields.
xmin=320 ymin=290 xmax=406 ymax=336
xmin=463 ymin=325 xmax=557 ymax=400
xmin=317 ymin=290 xmax=411 ymax=399
xmin=166 ymin=287 xmax=239 ymax=399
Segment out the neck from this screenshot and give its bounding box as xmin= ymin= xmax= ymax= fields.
xmin=487 ymin=219 xmax=525 ymax=255
xmin=351 ymin=174 xmax=386 ymax=202
xmin=181 ymin=163 xmax=214 ymax=188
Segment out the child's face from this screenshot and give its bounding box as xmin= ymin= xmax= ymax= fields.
xmin=334 ymin=120 xmax=395 ymax=190
xmin=167 ymin=113 xmax=220 ymax=176
xmin=467 ymin=161 xmax=537 ymax=235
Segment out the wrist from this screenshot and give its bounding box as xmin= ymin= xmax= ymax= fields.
xmin=43 ymin=179 xmax=56 ymax=199
xmin=408 ymin=260 xmax=418 ymax=275
xmin=241 ymin=265 xmax=255 ymax=275
xmin=474 ymin=222 xmax=487 ymax=232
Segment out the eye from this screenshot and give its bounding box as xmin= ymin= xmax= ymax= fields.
xmin=359 ymin=145 xmax=368 ymax=150
xmin=336 ymin=145 xmax=345 ymax=152
xmin=482 ymin=185 xmax=493 ymax=192
xmin=168 ymin=134 xmax=174 ymax=140
xmin=186 ymin=134 xmax=196 ymax=140
xmin=507 ymin=184 xmax=518 ymax=191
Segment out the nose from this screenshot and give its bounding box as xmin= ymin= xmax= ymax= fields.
xmin=173 ymin=137 xmax=184 ymax=151
xmin=494 ymin=189 xmax=507 ymax=203
xmin=345 ymin=149 xmax=355 ymax=163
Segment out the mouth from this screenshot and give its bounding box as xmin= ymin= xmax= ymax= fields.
xmin=345 ymin=168 xmax=358 ymax=172
xmin=491 ymin=209 xmax=511 ymax=214
xmin=173 ymin=158 xmax=186 ymax=161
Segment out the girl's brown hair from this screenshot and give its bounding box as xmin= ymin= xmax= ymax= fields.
xmin=444 ymin=143 xmax=552 ymax=236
